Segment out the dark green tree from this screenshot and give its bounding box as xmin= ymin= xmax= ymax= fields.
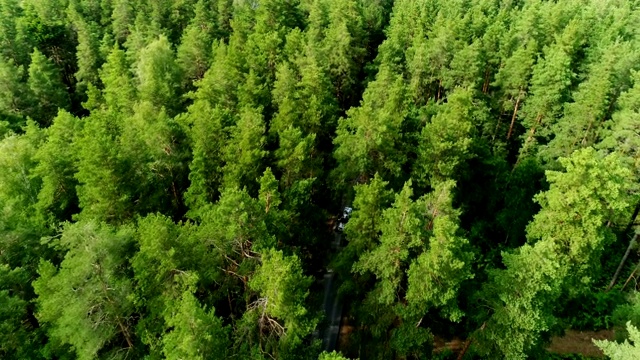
xmin=26 ymin=49 xmax=70 ymax=126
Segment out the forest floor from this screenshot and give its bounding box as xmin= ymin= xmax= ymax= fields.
xmin=546 ymin=329 xmax=615 ymax=358
xmin=429 ymin=329 xmax=615 ymax=358
xmin=338 ymin=318 xmax=614 ymax=358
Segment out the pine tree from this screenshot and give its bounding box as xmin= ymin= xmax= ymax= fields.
xmin=33 ymin=110 xmax=82 ymax=224
xmin=74 ymin=111 xmax=130 ymax=223
xmin=26 ymin=49 xmax=70 ymax=126
xmin=333 ymin=65 xmax=407 ymax=184
xmin=542 ymin=42 xmax=639 ymax=163
xmin=99 ymin=44 xmax=136 ymax=115
xmin=321 ymin=0 xmax=366 ymax=106
xmin=516 ymin=20 xmax=584 ymax=162
xmin=182 ymin=102 xmax=228 ymax=215
xmin=136 ymin=35 xmax=182 ymax=114
xmin=132 ymin=214 xmax=220 ymax=356
xmin=406 ymin=180 xmax=473 ymax=321
xmin=0 ymin=0 xmax=29 ymax=65
xmin=355 ymin=180 xmax=421 ymax=305
xmin=0 ymin=58 xmax=28 ymax=130
xmin=70 ymin=12 xmax=102 ymax=91
xmin=222 ymin=106 xmax=268 ymax=191
xmin=414 ymin=87 xmax=474 ymax=185
xmin=478 ymin=148 xmax=638 ymax=359
xmin=242 ymin=248 xmax=316 ymax=355
xmin=599 ymin=71 xmax=640 ymax=176
xmin=176 ymin=0 xmax=215 ymax=85
xmin=594 ymin=322 xmax=640 ymax=360
xmin=119 ymin=101 xmax=189 ymax=216
xmin=33 ymin=221 xmax=137 ymax=360
xmin=193 ymin=40 xmax=240 ymax=111
xmin=0 ymin=264 xmax=45 ymax=360
xmin=110 ymin=0 xmax=134 ymax=43
xmin=162 ymin=288 xmax=230 ymax=360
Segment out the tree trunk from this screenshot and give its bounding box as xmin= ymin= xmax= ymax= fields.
xmin=457 ymin=322 xmax=485 ymax=360
xmin=514 ymin=113 xmax=542 ymax=167
xmin=623 ymin=201 xmax=640 ymax=235
xmin=607 ymin=203 xmax=640 ymax=290
xmin=507 ymin=91 xmax=523 ymax=140
xmin=607 ymin=232 xmax=638 ymax=291
xmin=482 ymin=67 xmax=491 ymax=94
xmin=622 ymin=260 xmax=640 ymax=290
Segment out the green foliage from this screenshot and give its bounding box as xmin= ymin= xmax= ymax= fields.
xmin=34 ymin=110 xmax=82 ymax=224
xmin=26 ymin=49 xmax=70 ymax=126
xmin=355 ymin=180 xmax=421 ymax=305
xmin=478 ymin=148 xmax=639 ymax=359
xmin=222 ymin=105 xmax=268 ymax=191
xmin=560 ymin=290 xmax=627 ymax=331
xmin=0 ymin=264 xmax=44 ymax=360
xmin=162 ymin=289 xmax=230 ymax=360
xmin=33 ymin=221 xmax=137 ymax=360
xmin=248 ymin=249 xmax=316 ymax=346
xmin=136 ymin=35 xmax=182 ymax=114
xmin=318 ymin=351 xmax=351 ymax=360
xmin=176 ymin=0 xmax=215 ymax=84
xmin=414 ymin=87 xmax=475 ymax=185
xmin=0 ymin=57 xmax=28 ymax=130
xmin=1 ymin=1 xmax=640 ymax=359
xmin=406 ymin=180 xmax=473 ymax=321
xmin=333 ymin=65 xmax=407 ymax=183
xmin=594 ymin=322 xmax=640 ymax=360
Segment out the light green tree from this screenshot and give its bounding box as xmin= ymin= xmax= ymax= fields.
xmin=33 ymin=221 xmax=137 ymax=360
xmin=176 ymin=0 xmax=215 ymax=84
xmin=162 ymin=287 xmax=230 ymax=360
xmin=136 ymin=35 xmax=182 ymax=114
xmin=241 ymin=248 xmax=316 ymax=355
xmin=594 ymin=322 xmax=640 ymax=360
xmin=478 ymin=148 xmax=638 ymax=359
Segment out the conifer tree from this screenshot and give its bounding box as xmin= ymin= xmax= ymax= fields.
xmin=242 ymin=248 xmax=316 ymax=356
xmin=136 ymin=35 xmax=182 ymax=114
xmin=100 ymin=44 xmax=136 ymax=115
xmin=176 ymin=0 xmax=215 ymax=85
xmin=26 ymin=49 xmax=70 ymax=126
xmin=542 ymin=42 xmax=639 ymax=163
xmin=33 ymin=221 xmax=137 ymax=360
xmin=0 ymin=58 xmax=28 ymax=129
xmin=162 ymin=288 xmax=230 ymax=360
xmin=333 ymin=65 xmax=406 ymax=184
xmin=110 ymin=0 xmax=134 ymax=43
xmin=594 ymin=322 xmax=640 ymax=360
xmin=414 ymin=87 xmax=475 ymax=185
xmin=34 ymin=110 xmax=82 ymax=224
xmin=0 ymin=264 xmax=45 ymax=360
xmin=74 ymin=111 xmax=130 ymax=223
xmin=70 ymin=13 xmax=102 ymax=91
xmin=355 ymin=180 xmax=420 ymax=305
xmin=0 ymin=0 xmax=29 ymax=65
xmin=478 ymin=148 xmax=638 ymax=359
xmin=182 ymin=102 xmax=228 ymax=215
xmin=222 ymin=106 xmax=268 ymax=191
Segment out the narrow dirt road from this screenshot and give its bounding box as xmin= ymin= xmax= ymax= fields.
xmin=547 ymin=329 xmax=615 ymax=358
xmin=430 ymin=329 xmax=615 ymax=358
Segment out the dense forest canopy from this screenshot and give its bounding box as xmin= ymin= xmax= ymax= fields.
xmin=2 ymin=0 xmax=640 ymax=359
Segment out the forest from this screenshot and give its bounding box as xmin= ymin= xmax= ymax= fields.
xmin=2 ymin=0 xmax=640 ymax=359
